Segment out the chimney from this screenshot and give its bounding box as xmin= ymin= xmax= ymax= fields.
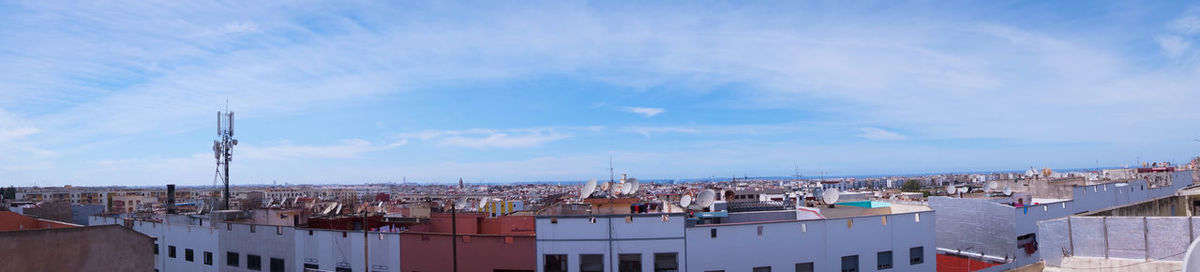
xmin=167 ymin=184 xmax=176 ymax=214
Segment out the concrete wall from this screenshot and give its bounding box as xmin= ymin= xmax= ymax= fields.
xmin=400 ymin=233 xmax=534 ymax=272
xmin=220 ymin=223 xmax=297 ymax=272
xmin=686 ymin=211 xmax=936 ymax=272
xmin=294 ymin=229 xmax=401 ymax=272
xmin=135 ymin=219 xmax=221 ymax=272
xmin=1038 ymin=216 xmax=1200 ymax=267
xmin=536 ymin=214 xmax=687 ymax=272
xmin=0 ymin=225 xmax=154 ymax=272
xmin=930 ymin=197 xmax=1017 ymax=258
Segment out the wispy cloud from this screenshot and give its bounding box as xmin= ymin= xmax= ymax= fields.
xmin=857 ymin=128 xmax=906 ymax=141
xmin=622 ymin=107 xmax=665 ymax=117
xmin=240 ymin=139 xmax=407 ymax=160
xmin=624 ymin=126 xmax=699 ymax=137
xmin=399 ymin=128 xmax=572 ymax=148
xmin=1170 ymin=15 xmax=1200 ymax=34
xmin=1156 ymin=35 xmax=1191 ymax=58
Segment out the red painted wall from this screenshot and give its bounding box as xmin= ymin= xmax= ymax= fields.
xmin=0 ymin=211 xmax=76 ymax=231
xmin=936 ymin=253 xmax=1001 ymax=272
xmin=399 ymin=233 xmax=535 ymax=272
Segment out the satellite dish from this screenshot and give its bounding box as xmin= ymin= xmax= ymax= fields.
xmin=600 ymin=182 xmax=611 ymax=193
xmin=986 ymin=181 xmax=999 ymax=191
xmin=957 ymin=187 xmax=969 ymax=194
xmin=620 ymin=181 xmax=633 ymax=195
xmin=1003 ymin=186 xmax=1013 ymax=196
xmin=1182 ymin=237 xmax=1200 ymax=272
xmin=609 ymin=182 xmax=620 ymax=194
xmin=680 ymin=195 xmax=693 ymax=209
xmin=628 ymin=178 xmax=640 ymax=194
xmin=580 ymin=179 xmax=598 ymax=200
xmin=696 ymin=190 xmax=716 ymax=207
xmin=478 ymin=197 xmax=491 ymax=208
xmin=945 ymin=185 xmax=955 ymax=194
xmin=454 ymin=197 xmax=469 ymax=210
xmin=821 ymin=188 xmax=840 ymax=205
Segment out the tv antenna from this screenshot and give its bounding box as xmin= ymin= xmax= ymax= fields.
xmin=213 ymin=103 xmax=237 ymax=210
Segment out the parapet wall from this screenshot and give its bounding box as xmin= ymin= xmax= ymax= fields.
xmin=1038 ymin=216 xmax=1199 ymax=267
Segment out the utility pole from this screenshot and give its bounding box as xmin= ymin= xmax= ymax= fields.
xmin=363 ymin=206 xmax=369 ymax=272
xmin=451 ymin=198 xmax=459 ymax=272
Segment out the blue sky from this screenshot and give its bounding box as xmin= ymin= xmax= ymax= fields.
xmin=2 ymin=1 xmax=1200 ymax=186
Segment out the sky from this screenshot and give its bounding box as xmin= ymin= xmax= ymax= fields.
xmin=2 ymin=1 xmax=1200 ymax=186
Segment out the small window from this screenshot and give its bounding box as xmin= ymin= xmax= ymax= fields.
xmin=795 ymin=262 xmax=814 ymax=272
xmin=304 ymin=263 xmax=319 ymax=269
xmin=841 ymin=255 xmax=858 ymax=272
xmin=544 ymin=254 xmax=568 ymax=272
xmin=168 ymin=246 xmax=176 ymax=258
xmin=847 ymin=219 xmax=853 ymax=229
xmin=204 ymin=251 xmax=213 ymax=265
xmin=247 ymin=254 xmax=262 ymax=270
xmin=654 ymin=253 xmax=678 ymax=272
xmin=153 ymin=243 xmax=158 ymax=255
xmin=801 ymin=224 xmax=807 ymax=233
xmin=877 ymin=251 xmax=893 ymax=269
xmin=277 ymin=226 xmax=283 ymax=235
xmin=227 ymin=252 xmax=240 ymax=267
xmin=619 ymin=254 xmax=642 ymax=272
xmin=580 ymin=254 xmax=604 ymax=272
xmin=881 ymin=216 xmax=887 ymax=226
xmin=753 ymin=266 xmax=771 ymax=272
xmin=625 ymin=216 xmax=633 ymax=223
xmin=270 ymin=258 xmax=285 ymax=272
xmin=914 ymin=213 xmax=920 ymax=222
xmin=710 ymin=228 xmax=717 ymax=238
xmin=250 ymin=225 xmax=256 ymax=233
xmin=757 ymin=226 xmax=764 ymax=236
xmin=910 ymin=247 xmax=924 ymax=265
xmin=550 ymin=217 xmax=558 ymax=224
xmin=185 ymin=248 xmax=194 ymax=262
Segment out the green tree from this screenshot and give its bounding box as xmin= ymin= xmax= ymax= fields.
xmin=901 ymin=180 xmax=923 ymax=192
xmin=2 ymin=186 xmax=14 ymax=200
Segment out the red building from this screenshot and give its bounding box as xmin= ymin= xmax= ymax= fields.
xmin=400 ymin=212 xmax=536 ymax=272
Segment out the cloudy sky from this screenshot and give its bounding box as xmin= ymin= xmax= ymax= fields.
xmin=2 ymin=1 xmax=1200 ymax=186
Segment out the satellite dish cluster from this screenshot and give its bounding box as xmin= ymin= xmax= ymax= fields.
xmin=579 ymin=177 xmax=642 ymax=200
xmin=680 ymin=189 xmax=716 ymax=211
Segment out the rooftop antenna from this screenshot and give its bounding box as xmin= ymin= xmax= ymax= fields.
xmin=213 ymin=101 xmax=237 ymax=210
xmin=609 ymin=155 xmax=615 ymax=184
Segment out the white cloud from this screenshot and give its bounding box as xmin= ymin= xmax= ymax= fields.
xmin=857 ymin=127 xmax=906 ymax=141
xmin=399 ymin=128 xmax=572 ymax=148
xmin=624 ymin=126 xmax=699 ymax=137
xmin=1170 ymin=15 xmax=1200 ymax=34
xmin=622 ymin=107 xmax=666 ymax=117
xmin=239 ymin=139 xmax=407 ymax=160
xmin=1156 ymin=35 xmax=1191 ymax=58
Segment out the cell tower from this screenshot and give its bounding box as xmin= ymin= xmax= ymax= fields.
xmin=213 ymin=107 xmax=238 ymax=210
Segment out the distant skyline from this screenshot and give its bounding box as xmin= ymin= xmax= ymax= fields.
xmin=2 ymin=1 xmax=1200 ymax=186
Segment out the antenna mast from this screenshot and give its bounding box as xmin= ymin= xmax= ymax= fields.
xmin=609 ymin=155 xmax=615 ymax=183
xmin=214 ymin=104 xmax=238 ymax=210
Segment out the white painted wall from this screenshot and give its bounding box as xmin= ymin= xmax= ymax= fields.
xmin=537 ymin=214 xmax=687 ymax=272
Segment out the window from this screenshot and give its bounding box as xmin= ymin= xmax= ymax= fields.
xmin=795 ymin=262 xmax=814 ymax=272
xmin=227 ymin=252 xmax=240 ymax=267
xmin=544 ymin=254 xmax=568 ymax=272
xmin=841 ymin=255 xmax=858 ymax=272
xmin=710 ymin=228 xmax=717 ymax=238
xmin=654 ymin=253 xmax=678 ymax=272
xmin=580 ymin=254 xmax=604 ymax=272
xmin=304 ymin=263 xmax=319 ymax=269
xmin=619 ymin=253 xmax=642 ymax=272
xmin=270 ymin=258 xmax=285 ymax=272
xmin=185 ymin=249 xmax=194 ymax=262
xmin=168 ymin=246 xmax=176 ymax=258
xmin=204 ymin=251 xmax=213 ymax=265
xmin=248 ymin=254 xmax=262 ymax=270
xmin=753 ymin=266 xmax=771 ymax=272
xmin=877 ymin=251 xmax=892 ymax=269
xmin=909 ymin=247 xmax=924 ymax=265
xmin=153 ymin=243 xmax=158 ymax=255
xmin=336 ymin=268 xmax=351 ymax=272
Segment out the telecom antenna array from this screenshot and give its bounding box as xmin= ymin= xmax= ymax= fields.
xmin=213 ymin=107 xmax=238 ymax=210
